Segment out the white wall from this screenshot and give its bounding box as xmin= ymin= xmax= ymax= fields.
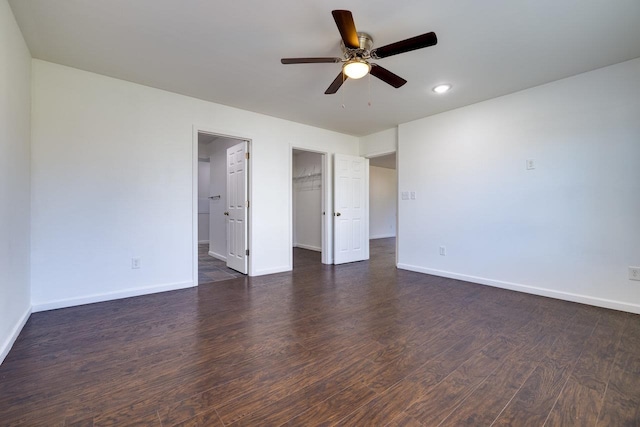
xmin=0 ymin=0 xmax=31 ymax=364
xmin=360 ymin=127 xmax=397 ymax=158
xmin=369 ymin=166 xmax=397 ymax=239
xmin=197 ymin=141 xmax=211 ymax=158
xmin=398 ymin=58 xmax=640 ymax=314
xmin=293 ymin=151 xmax=322 ymax=251
xmin=30 ymin=60 xmax=358 ymax=311
xmin=197 ymin=160 xmax=210 ymax=243
xmin=362 ymin=130 xmax=398 ymax=241
xmin=207 ymin=138 xmax=239 ymax=260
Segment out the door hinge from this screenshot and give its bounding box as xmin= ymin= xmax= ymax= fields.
xmin=245 ymin=249 xmax=249 ymax=256
xmin=245 ymin=152 xmax=250 ymax=160
xmin=246 ymin=200 xmax=250 ymax=208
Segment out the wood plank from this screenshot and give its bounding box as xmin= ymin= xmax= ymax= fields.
xmin=385 ymin=411 xmax=423 ymax=427
xmin=336 ymin=329 xmax=495 ymax=425
xmin=542 ymin=315 xmax=627 ymax=426
xmin=570 ymin=316 xmax=624 ymax=395
xmin=230 ymin=359 xmax=375 ymax=426
xmin=596 ymin=349 xmax=640 ymax=425
xmin=544 ymin=377 xmax=601 ymax=426
xmin=596 ymin=387 xmax=640 ymax=426
xmin=170 ymin=408 xmax=225 ymax=427
xmin=491 ymin=326 xmax=594 ymax=426
xmin=93 ymin=409 xmax=162 ymax=426
xmin=283 ymin=382 xmax=376 ymax=426
xmin=329 ymin=380 xmax=421 ymax=426
xmin=437 ymin=316 xmax=562 ymax=426
xmin=405 ymin=335 xmax=520 ymax=425
xmin=215 ymin=341 xmax=382 ymax=425
xmin=438 ymin=358 xmax=536 ymax=426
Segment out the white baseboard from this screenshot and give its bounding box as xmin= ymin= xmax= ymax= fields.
xmin=0 ymin=305 xmax=31 ymax=366
xmin=294 ymin=243 xmax=321 ymax=252
xmin=208 ymin=250 xmax=226 ymax=261
xmin=198 ymin=240 xmax=210 ymax=244
xmin=370 ymin=234 xmax=396 ymax=240
xmin=31 ymin=281 xmax=195 ymax=313
xmin=396 ymin=263 xmax=640 ymax=315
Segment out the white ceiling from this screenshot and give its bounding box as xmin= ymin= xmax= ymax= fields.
xmin=9 ymin=0 xmax=640 ymax=136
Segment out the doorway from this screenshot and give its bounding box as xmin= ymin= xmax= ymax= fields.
xmin=367 ymin=152 xmax=397 ymax=264
xmin=292 ymin=149 xmax=324 ymax=268
xmin=194 ymin=130 xmax=251 ymax=285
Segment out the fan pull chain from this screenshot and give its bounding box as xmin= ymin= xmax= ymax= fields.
xmin=341 ymin=71 xmax=346 ymax=109
xmin=368 ymin=73 xmax=372 ymax=107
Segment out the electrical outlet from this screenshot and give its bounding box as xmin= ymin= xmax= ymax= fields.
xmin=630 ymin=267 xmax=640 ymax=281
xmin=132 ymin=258 xmax=141 ymax=269
xmin=439 ymin=246 xmax=446 ymax=256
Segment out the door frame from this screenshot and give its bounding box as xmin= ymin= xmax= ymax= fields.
xmin=192 ymin=125 xmax=253 ymax=284
xmin=289 ymin=145 xmax=333 ymax=265
xmin=364 ymin=149 xmax=397 ymax=266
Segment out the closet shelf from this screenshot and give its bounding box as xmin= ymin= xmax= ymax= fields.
xmin=293 ymin=173 xmax=321 ymax=181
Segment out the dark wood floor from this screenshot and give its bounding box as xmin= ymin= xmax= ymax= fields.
xmin=1 ymin=238 xmax=639 ymax=426
xmin=198 ymin=244 xmax=244 ymax=284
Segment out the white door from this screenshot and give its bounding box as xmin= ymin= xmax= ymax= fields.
xmin=334 ymin=153 xmax=369 ymax=264
xmin=226 ymin=141 xmax=248 ymax=274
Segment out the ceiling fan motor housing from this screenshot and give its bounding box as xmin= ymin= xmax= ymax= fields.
xmin=341 ymin=32 xmax=373 ymax=59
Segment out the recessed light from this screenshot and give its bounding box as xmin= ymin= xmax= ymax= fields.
xmin=432 ymin=84 xmax=452 ymax=94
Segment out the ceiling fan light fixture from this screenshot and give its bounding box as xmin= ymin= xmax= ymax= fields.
xmin=432 ymin=84 xmax=452 ymax=94
xmin=343 ymin=59 xmax=371 ymax=79
xmin=281 ymin=10 xmax=437 ymax=94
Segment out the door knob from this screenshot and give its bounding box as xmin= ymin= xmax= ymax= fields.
xmin=224 ymin=212 xmax=229 ymax=216
xmin=335 ymin=212 xmax=341 ymax=216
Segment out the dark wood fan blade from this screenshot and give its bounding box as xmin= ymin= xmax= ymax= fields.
xmin=281 ymin=57 xmax=342 ymax=64
xmin=371 ymin=32 xmax=437 ymax=59
xmin=369 ymin=64 xmax=407 ymax=88
xmin=325 ymin=72 xmax=347 ymax=94
xmin=332 ymin=10 xmax=360 ymax=49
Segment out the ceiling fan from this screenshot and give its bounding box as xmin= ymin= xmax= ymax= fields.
xmin=281 ymin=10 xmax=437 ymax=94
